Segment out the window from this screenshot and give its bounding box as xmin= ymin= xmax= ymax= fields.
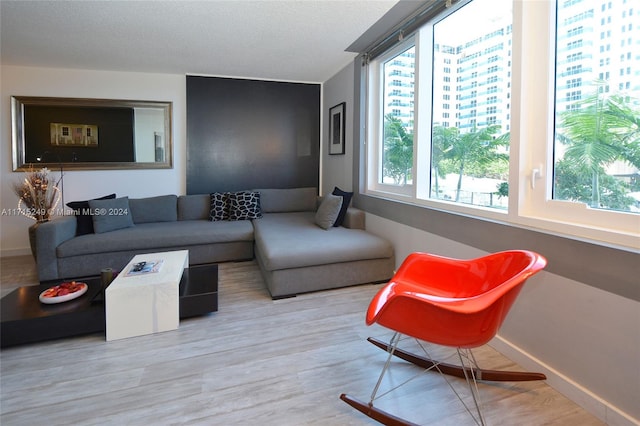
xmin=365 ymin=0 xmax=639 ymax=248
xmin=367 ymin=43 xmax=416 ymax=190
xmin=549 ymin=0 xmax=640 ymax=234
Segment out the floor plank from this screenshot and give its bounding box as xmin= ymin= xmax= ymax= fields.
xmin=1 ymin=255 xmax=604 ymax=425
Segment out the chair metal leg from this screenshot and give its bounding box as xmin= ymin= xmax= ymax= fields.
xmin=340 ymin=332 xmax=422 ymax=426
xmin=457 ymin=348 xmax=486 ymax=426
xmin=342 ymin=334 xmax=546 ymax=425
xmin=367 ymin=337 xmax=546 ymax=382
xmin=370 ymin=331 xmax=401 ymax=403
xmin=343 ymin=337 xmax=548 ymax=426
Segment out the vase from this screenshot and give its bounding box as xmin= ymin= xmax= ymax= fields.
xmin=28 ymin=220 xmax=48 ymax=260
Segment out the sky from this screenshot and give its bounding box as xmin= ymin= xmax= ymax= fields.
xmin=435 ymin=0 xmax=513 ymax=47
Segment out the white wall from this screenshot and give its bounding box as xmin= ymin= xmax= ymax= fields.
xmin=364 ymin=214 xmax=639 ymax=426
xmin=322 ymin=63 xmax=640 ymax=425
xmin=1 ymin=65 xmax=186 ymax=256
xmin=321 ymin=62 xmax=354 ymax=196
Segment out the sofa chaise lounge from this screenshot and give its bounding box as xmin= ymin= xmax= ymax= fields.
xmin=34 ymin=187 xmax=395 ymax=299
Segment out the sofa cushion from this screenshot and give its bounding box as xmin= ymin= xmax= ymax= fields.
xmin=66 ymin=193 xmax=116 ymax=236
xmin=314 ymin=193 xmax=343 ymax=230
xmin=88 ymin=197 xmax=135 ymax=234
xmin=209 ymin=192 xmax=230 ymax=221
xmin=253 ymin=212 xmax=394 ymax=271
xmin=331 ymin=187 xmax=353 ymax=227
xmin=228 ymin=191 xmax=262 ymax=220
xmin=56 ymin=220 xmax=254 ymax=258
xmin=255 ymin=187 xmax=317 ymax=213
xmin=129 ymin=195 xmax=177 ymax=224
xmin=178 ymin=194 xmax=210 ymax=221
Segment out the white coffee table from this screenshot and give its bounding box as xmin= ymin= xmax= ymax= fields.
xmin=105 ymin=250 xmax=188 ymax=341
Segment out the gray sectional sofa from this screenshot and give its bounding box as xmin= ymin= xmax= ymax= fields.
xmin=34 ymin=187 xmax=395 ymax=299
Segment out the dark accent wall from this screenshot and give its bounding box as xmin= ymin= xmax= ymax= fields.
xmin=24 ymin=105 xmax=135 ymax=163
xmin=186 ymin=76 xmax=320 ymax=194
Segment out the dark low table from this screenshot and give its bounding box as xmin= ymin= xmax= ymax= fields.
xmin=179 ymin=264 xmax=219 ymax=318
xmin=1 ymin=263 xmax=218 ymax=348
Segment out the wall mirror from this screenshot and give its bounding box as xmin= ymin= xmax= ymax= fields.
xmin=11 ymin=96 xmax=173 ymax=171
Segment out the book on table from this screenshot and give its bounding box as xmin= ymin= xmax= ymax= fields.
xmin=124 ymin=259 xmax=164 ymax=277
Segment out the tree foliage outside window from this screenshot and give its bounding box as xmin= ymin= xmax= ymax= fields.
xmin=431 ymin=125 xmax=509 ymax=204
xmin=383 ymin=114 xmax=413 ymax=185
xmin=366 ymin=0 xmax=639 ymax=246
xmin=379 ymin=85 xmax=639 ymax=213
xmin=554 ymin=90 xmax=640 ymax=212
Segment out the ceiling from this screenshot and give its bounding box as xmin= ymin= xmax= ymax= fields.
xmin=0 ymin=0 xmax=400 ymax=83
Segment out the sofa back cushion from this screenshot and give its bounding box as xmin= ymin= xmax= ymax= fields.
xmin=129 ymin=195 xmax=178 ymax=224
xmin=256 ymin=187 xmax=317 ymax=213
xmin=178 ymin=194 xmax=210 ymax=221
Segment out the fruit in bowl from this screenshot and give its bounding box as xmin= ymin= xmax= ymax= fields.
xmin=39 ymin=281 xmax=88 ymax=304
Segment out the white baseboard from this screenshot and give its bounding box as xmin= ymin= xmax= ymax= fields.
xmin=0 ymin=248 xmax=32 ymax=258
xmin=490 ymin=335 xmax=638 ymax=426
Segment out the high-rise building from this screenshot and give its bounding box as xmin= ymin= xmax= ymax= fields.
xmin=382 ymin=46 xmax=415 ymax=132
xmin=385 ymin=0 xmax=638 ymax=136
xmin=556 ymin=0 xmax=639 ymax=112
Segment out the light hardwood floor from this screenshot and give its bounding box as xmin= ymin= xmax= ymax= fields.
xmin=1 ymin=255 xmax=604 ymax=426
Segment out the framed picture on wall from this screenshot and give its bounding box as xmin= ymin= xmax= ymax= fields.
xmin=329 ymin=102 xmax=345 ymax=155
xmin=50 ymin=123 xmax=99 ymax=147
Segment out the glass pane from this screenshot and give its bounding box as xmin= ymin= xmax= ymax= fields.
xmin=430 ymin=0 xmax=512 ymax=209
xmin=382 ymin=46 xmax=415 ymax=186
xmin=553 ymin=0 xmax=640 ymax=213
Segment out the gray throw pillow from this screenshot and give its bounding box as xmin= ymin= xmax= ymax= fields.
xmin=88 ymin=196 xmax=135 ymax=233
xmin=314 ymin=194 xmax=343 ymax=230
xmin=66 ymin=193 xmax=116 ymax=235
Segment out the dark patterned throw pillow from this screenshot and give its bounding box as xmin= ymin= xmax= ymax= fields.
xmin=228 ymin=191 xmax=262 ymax=220
xmin=331 ymin=186 xmax=353 ymax=227
xmin=209 ymin=192 xmax=230 ymax=221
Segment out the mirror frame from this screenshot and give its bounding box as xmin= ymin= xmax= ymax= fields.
xmin=11 ymin=96 xmax=173 ymax=171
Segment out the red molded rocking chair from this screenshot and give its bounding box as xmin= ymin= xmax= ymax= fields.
xmin=340 ymin=250 xmax=548 ymax=426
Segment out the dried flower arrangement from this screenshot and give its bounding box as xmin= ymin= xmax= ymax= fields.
xmin=12 ymin=167 xmax=61 ymax=223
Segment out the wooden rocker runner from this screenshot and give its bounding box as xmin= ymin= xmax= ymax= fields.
xmin=340 ymin=250 xmax=548 ymax=426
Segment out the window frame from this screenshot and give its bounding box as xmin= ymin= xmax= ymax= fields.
xmin=366 ymin=36 xmax=417 ymax=199
xmin=364 ymin=0 xmax=639 ymax=251
xmin=516 ymin=0 xmax=639 ymax=249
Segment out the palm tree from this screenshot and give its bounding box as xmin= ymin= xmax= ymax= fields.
xmin=602 ymin=94 xmax=640 ymax=168
xmin=431 ymin=125 xmax=458 ymax=198
xmin=434 ymin=124 xmax=509 ymax=202
xmin=554 ymin=159 xmax=634 ymax=211
xmin=383 ymin=114 xmax=413 ymax=185
xmin=556 ymin=90 xmax=640 ymax=209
